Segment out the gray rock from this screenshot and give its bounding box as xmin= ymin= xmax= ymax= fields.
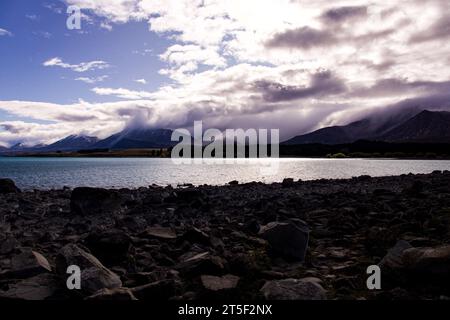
xmin=200 ymin=274 xmax=239 ymax=292
xmin=85 ymin=288 xmax=137 ymax=300
xmin=177 ymin=252 xmax=225 ymax=277
xmin=131 ymin=279 xmax=180 ymax=300
xmin=381 ymin=241 xmax=450 ymax=280
xmin=259 ymin=221 xmax=309 ymax=261
xmin=379 ymin=240 xmax=413 ymax=270
xmin=55 ymin=244 xmax=122 ymax=295
xmin=0 ymin=273 xmax=60 ymax=300
xmin=260 ymin=278 xmax=327 ymax=300
xmin=404 ymin=245 xmax=450 ymax=277
xmin=144 ymin=227 xmax=177 ymax=240
xmin=6 ymin=250 xmax=52 ymax=278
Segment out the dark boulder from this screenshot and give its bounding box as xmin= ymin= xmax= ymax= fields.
xmin=85 ymin=229 xmax=133 ymax=266
xmin=243 ymin=219 xmax=260 ymax=234
xmin=182 ymin=227 xmax=210 ymax=245
xmin=282 ymin=178 xmax=295 ymax=188
xmin=259 ymin=221 xmax=309 ymax=261
xmin=176 ymin=189 xmax=204 ymax=202
xmin=402 ymin=180 xmax=426 ymax=196
xmin=0 ymin=237 xmax=19 ymax=255
xmin=70 ymin=187 xmax=123 ymax=215
xmin=0 ymin=178 xmax=21 ymax=194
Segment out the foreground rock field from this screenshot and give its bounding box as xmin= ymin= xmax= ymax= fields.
xmin=0 ymin=171 xmax=449 ymax=300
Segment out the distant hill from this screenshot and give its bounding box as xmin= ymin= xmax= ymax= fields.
xmin=284 ymin=110 xmax=450 ymax=145
xmin=284 ymin=119 xmax=373 ymax=145
xmin=3 ymin=109 xmax=450 ymax=154
xmin=381 ymin=110 xmax=450 ymax=143
xmin=41 ymin=135 xmax=99 ymax=152
xmin=0 ymin=128 xmax=177 ymax=154
xmin=9 ymin=142 xmax=33 ymax=151
xmin=93 ymin=127 xmax=175 ymax=150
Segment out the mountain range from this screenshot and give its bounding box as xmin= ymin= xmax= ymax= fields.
xmin=2 ymin=109 xmax=450 ymax=153
xmin=92 ymin=127 xmax=175 ymax=150
xmin=284 ymin=110 xmax=450 ymax=145
xmin=0 ymin=127 xmax=177 ymax=153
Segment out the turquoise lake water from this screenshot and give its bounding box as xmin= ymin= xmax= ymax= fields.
xmin=1 ymin=157 xmax=450 ymax=189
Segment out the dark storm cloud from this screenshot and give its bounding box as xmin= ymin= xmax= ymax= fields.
xmin=361 ymin=93 xmax=450 ymax=133
xmin=361 ymin=59 xmax=396 ymax=72
xmin=265 ymin=27 xmax=336 ymax=49
xmin=353 ymin=78 xmax=450 ymax=97
xmin=256 ymin=70 xmax=347 ymax=102
xmin=55 ymin=114 xmax=97 ymax=122
xmin=115 ymin=106 xmax=155 ymax=129
xmin=265 ymin=26 xmax=397 ymax=50
xmin=0 ymin=124 xmax=21 ymax=134
xmin=385 ymin=94 xmax=450 ymax=112
xmin=321 ymin=6 xmax=368 ymax=23
xmin=353 ymin=27 xmax=397 ymax=43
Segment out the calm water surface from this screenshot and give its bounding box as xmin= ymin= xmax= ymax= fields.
xmin=1 ymin=157 xmax=450 ymax=189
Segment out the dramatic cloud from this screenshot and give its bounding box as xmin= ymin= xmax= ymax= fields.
xmin=257 ymin=70 xmax=347 ymax=102
xmin=409 ymin=15 xmax=450 ymax=43
xmin=321 ymin=6 xmax=368 ymax=23
xmin=352 ymin=79 xmax=450 ymax=98
xmin=266 ymin=27 xmax=336 ymax=50
xmin=43 ymin=57 xmax=109 ymax=72
xmin=2 ymin=0 xmax=450 ymax=146
xmin=160 ymin=44 xmax=226 ymax=68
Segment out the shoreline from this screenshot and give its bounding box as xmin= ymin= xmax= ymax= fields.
xmin=1 ymin=172 xmax=449 ymax=300
xmin=2 ymin=154 xmax=450 ymax=160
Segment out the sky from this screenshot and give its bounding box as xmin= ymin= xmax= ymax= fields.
xmin=1 ymin=0 xmax=450 ymax=147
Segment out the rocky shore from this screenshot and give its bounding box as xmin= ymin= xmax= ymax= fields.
xmin=0 ymin=172 xmax=449 ymax=301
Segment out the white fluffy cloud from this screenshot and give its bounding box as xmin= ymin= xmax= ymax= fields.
xmin=43 ymin=57 xmax=110 ymax=72
xmin=92 ymin=87 xmax=154 ymax=99
xmin=75 ymin=75 xmax=109 ymax=84
xmin=0 ymin=28 xmax=13 ymax=36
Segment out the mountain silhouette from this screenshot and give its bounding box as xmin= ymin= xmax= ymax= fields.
xmin=285 ymin=110 xmax=450 ymax=145
xmin=93 ymin=127 xmax=175 ymax=150
xmin=381 ymin=110 xmax=450 ymax=143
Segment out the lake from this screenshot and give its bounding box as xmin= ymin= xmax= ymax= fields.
xmin=1 ymin=157 xmax=450 ymax=189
